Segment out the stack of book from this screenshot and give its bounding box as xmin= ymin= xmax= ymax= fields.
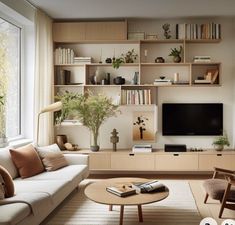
xmin=153 ymin=79 xmax=172 ymax=86
xmin=176 ymin=23 xmax=221 ymax=40
xmin=132 ymin=180 xmax=166 ymax=193
xmin=132 ymin=144 xmax=152 ymax=153
xmin=106 ymin=185 xmax=136 ymax=197
xmin=54 ymin=47 xmax=75 ymax=64
xmin=193 ymin=56 xmax=211 ymax=63
xmin=73 ymin=57 xmax=92 ymax=64
xmin=121 ymin=89 xmax=151 ymax=105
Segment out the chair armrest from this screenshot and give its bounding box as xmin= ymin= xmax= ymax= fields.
xmin=63 ymin=154 xmax=89 ymax=165
xmin=226 ymin=176 xmax=235 ymax=185
xmin=214 ymin=167 xmax=235 ymax=174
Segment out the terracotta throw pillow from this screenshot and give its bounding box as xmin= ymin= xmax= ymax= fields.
xmin=10 ymin=144 xmax=44 ymax=178
xmin=0 ymin=165 xmax=14 ymax=198
xmin=40 ymin=152 xmax=68 ymax=171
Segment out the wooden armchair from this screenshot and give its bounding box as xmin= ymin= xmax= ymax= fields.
xmin=203 ymin=167 xmax=235 ymax=218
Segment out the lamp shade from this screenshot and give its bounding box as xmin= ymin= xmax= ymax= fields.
xmin=39 ymin=102 xmax=62 ymax=114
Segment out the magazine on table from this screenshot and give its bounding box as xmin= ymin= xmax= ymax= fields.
xmin=132 ymin=180 xmax=165 ymax=193
xmin=106 ymin=184 xmax=136 ymax=197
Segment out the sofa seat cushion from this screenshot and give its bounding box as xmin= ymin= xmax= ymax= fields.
xmin=13 ymin=179 xmax=73 ymax=206
xmin=203 ymin=178 xmax=235 ymax=202
xmin=21 ymin=165 xmax=88 ymax=183
xmin=0 ymin=203 xmax=31 ymax=225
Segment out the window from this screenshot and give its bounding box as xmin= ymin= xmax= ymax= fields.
xmin=0 ymin=17 xmax=21 ymax=139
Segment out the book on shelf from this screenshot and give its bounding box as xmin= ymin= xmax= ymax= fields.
xmin=121 ymin=89 xmax=151 ymax=105
xmin=206 ymin=69 xmax=219 ymax=84
xmin=193 ymin=56 xmax=211 ymax=63
xmin=194 ymin=79 xmax=212 ymax=84
xmin=106 ymin=184 xmax=136 ymax=197
xmin=154 ymin=81 xmax=172 ymax=86
xmin=132 ymin=144 xmax=152 ymax=153
xmin=132 ymin=180 xmax=166 ymax=193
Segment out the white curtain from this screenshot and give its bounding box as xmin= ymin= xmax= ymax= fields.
xmin=34 ymin=9 xmax=54 ymax=146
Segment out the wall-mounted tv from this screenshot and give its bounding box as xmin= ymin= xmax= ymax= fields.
xmin=162 ymin=103 xmax=223 ymax=136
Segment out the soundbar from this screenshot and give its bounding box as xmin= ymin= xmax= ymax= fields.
xmin=164 ymin=144 xmax=187 ymax=152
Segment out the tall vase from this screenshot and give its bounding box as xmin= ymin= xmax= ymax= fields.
xmin=90 ymin=129 xmax=100 ymax=152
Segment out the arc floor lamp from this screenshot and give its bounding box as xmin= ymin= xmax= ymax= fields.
xmin=36 ymin=101 xmax=62 ymax=146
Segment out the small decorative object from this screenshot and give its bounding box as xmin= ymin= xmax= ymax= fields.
xmin=56 ymin=134 xmax=68 ymax=150
xmin=169 ymin=46 xmax=183 ymax=63
xmin=99 ymin=48 xmax=102 ymax=64
xmin=128 ymin=32 xmax=145 ymax=40
xmin=144 ymin=49 xmax=148 ymax=62
xmin=212 ymin=132 xmax=230 ymax=151
xmin=132 ymin=72 xmax=139 ymax=85
xmin=155 ymin=57 xmax=165 ymax=63
xmin=94 ymin=68 xmax=103 ymax=84
xmin=113 ymin=76 xmax=125 ymax=85
xmin=64 ymin=143 xmax=79 ymax=151
xmin=160 ymin=76 xmax=165 ymax=80
xmin=146 ymin=34 xmax=158 ymax=40
xmin=110 ymin=129 xmax=119 ymax=151
xmin=56 ymin=91 xmax=120 ymax=152
xmin=173 ymin=72 xmax=179 ymax=83
xmin=133 ymin=111 xmax=155 ymax=141
xmin=112 ymin=57 xmax=124 ymax=69
xmin=105 ymin=73 xmax=111 ymax=84
xmin=105 ymin=58 xmax=112 ymax=64
xmin=162 ymin=23 xmax=171 ymax=39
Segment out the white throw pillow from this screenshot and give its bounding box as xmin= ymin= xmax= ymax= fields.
xmin=36 ymin=143 xmax=61 ymax=155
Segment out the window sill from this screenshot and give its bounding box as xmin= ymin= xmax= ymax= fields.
xmin=8 ymin=138 xmax=32 ymax=148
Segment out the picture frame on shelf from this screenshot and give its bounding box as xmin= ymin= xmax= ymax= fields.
xmin=146 ymin=34 xmax=158 ymax=40
xmin=128 ymin=32 xmax=145 ymax=40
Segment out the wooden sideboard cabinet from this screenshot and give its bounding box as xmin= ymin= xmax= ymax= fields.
xmin=89 ymin=152 xmax=111 ymax=170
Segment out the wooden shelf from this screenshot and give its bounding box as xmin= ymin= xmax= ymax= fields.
xmin=85 ymin=85 xmax=120 ymax=87
xmin=191 ymin=84 xmax=221 ymax=87
xmin=54 ymin=84 xmax=84 ymax=87
xmin=140 ymin=39 xmax=184 ymax=44
xmin=185 ymin=39 xmax=222 ymax=43
xmin=191 ymin=62 xmax=221 ymax=65
xmin=86 ymin=63 xmax=139 ymax=67
xmin=141 ymin=63 xmax=190 ymax=66
xmin=55 ymin=64 xmax=85 ymax=67
xmin=54 ymin=40 xmax=140 ymax=44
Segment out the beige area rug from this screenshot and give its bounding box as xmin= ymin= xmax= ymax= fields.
xmin=46 ymin=180 xmax=202 ymax=225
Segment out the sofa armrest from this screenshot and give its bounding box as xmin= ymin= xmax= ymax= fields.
xmin=63 ymin=154 xmax=89 ymax=166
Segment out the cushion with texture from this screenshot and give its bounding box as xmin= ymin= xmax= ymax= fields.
xmin=40 ymin=152 xmax=68 ymax=171
xmin=35 ymin=143 xmax=61 ymax=155
xmin=10 ymin=144 xmax=44 ymax=178
xmin=0 ymin=165 xmax=14 ymax=197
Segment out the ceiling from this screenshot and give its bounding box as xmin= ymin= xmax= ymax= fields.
xmin=28 ymin=0 xmax=235 ymax=19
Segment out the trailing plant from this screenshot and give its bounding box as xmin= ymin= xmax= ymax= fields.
xmin=112 ymin=57 xmax=124 ymax=69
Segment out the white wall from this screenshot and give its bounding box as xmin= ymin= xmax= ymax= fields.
xmin=56 ymin=17 xmax=235 ymax=150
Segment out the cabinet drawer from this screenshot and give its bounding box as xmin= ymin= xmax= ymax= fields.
xmin=199 ymin=154 xmax=235 ymax=171
xmin=111 ymin=153 xmax=154 ymax=170
xmin=89 ymin=153 xmax=111 ymax=170
xmin=155 ymin=154 xmax=198 ymax=171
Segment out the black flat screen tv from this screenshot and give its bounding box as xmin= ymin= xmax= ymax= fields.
xmin=162 ymin=103 xmax=223 ymax=136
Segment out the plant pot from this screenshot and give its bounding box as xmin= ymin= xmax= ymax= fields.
xmin=173 ymin=56 xmax=181 ymax=63
xmin=0 ymin=137 xmax=8 ymax=148
xmin=214 ymin=145 xmax=224 ymax=151
xmin=90 ymin=130 xmax=100 ymax=152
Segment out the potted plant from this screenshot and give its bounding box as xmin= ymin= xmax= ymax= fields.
xmin=112 ymin=49 xmax=138 ymax=69
xmin=169 ymin=46 xmax=183 ymax=63
xmin=56 ymin=91 xmax=119 ymax=151
xmin=212 ymin=132 xmax=230 ymax=151
xmin=0 ymin=95 xmax=8 ymax=147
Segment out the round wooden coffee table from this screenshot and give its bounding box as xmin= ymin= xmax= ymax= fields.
xmin=84 ymin=177 xmax=169 ymax=225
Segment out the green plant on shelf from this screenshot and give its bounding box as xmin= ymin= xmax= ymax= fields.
xmin=169 ymin=46 xmax=183 ymax=63
xmin=212 ymin=132 xmax=230 ymax=151
xmin=112 ymin=57 xmax=124 ymax=69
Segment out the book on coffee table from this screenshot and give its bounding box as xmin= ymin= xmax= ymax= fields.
xmin=106 ymin=184 xmax=136 ymax=197
xmin=132 ymin=180 xmax=165 ymax=193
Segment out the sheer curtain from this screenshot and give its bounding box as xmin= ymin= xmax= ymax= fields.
xmin=34 ymin=9 xmax=54 ymax=146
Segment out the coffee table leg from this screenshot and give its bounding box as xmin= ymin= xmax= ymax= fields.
xmin=109 ymin=205 xmax=113 ymax=211
xmin=138 ymin=205 xmax=143 ymax=222
xmin=119 ymin=205 xmax=124 ymax=225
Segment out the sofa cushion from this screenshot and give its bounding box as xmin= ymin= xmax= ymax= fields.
xmin=40 ymin=152 xmax=68 ymax=171
xmin=0 ymin=147 xmax=18 ymax=179
xmin=0 ymin=203 xmax=31 ymax=225
xmin=0 ymin=165 xmax=14 ymax=198
xmin=10 ymin=144 xmax=44 ymax=178
xmin=36 ymin=143 xmax=61 ymax=154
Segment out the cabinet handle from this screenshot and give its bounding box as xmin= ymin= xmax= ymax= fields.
xmin=173 ymin=154 xmax=179 ymax=156
xmin=217 ymin=154 xmax=222 ymax=156
xmin=129 ymin=153 xmax=135 ymax=156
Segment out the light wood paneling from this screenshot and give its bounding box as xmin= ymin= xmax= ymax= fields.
xmin=111 ymin=153 xmax=155 ymax=170
xmin=53 ymin=22 xmax=86 ymax=42
xmin=85 ymin=21 xmax=126 ymax=40
xmin=198 ymin=154 xmax=235 ymax=171
xmin=89 ymin=153 xmax=111 ymax=170
xmin=155 ymin=154 xmax=198 ymax=171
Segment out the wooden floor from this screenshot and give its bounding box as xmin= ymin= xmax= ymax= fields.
xmin=88 ymin=174 xmax=235 ymax=224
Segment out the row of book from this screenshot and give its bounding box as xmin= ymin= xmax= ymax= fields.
xmin=54 ymin=47 xmax=92 ymax=65
xmin=132 ymin=144 xmax=152 ymax=153
xmin=106 ymin=180 xmax=166 ymax=197
xmin=121 ymin=89 xmax=152 ymax=105
xmin=176 ymin=23 xmax=221 ymax=40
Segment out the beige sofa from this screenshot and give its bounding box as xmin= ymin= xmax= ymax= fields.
xmin=0 ymin=146 xmax=89 ymax=225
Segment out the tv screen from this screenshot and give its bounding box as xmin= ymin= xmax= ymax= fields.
xmin=162 ymin=103 xmax=223 ymax=136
